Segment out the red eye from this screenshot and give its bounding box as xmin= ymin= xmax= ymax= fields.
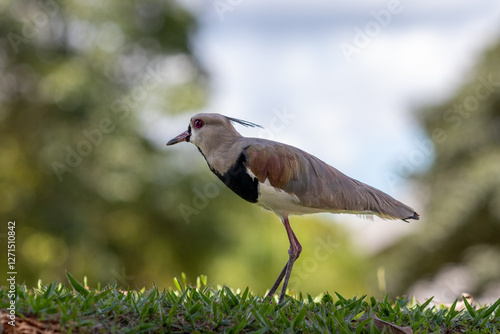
xmin=193 ymin=119 xmax=204 ymax=129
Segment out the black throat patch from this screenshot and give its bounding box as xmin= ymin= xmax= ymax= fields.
xmin=205 ymin=151 xmax=259 ymax=203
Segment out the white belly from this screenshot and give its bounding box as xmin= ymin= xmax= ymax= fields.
xmin=256 ymin=181 xmax=327 ymax=218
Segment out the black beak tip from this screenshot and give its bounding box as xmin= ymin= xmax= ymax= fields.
xmin=166 ymin=130 xmax=190 ymax=146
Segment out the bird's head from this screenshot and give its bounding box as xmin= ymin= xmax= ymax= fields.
xmin=167 ymin=113 xmax=262 ymax=151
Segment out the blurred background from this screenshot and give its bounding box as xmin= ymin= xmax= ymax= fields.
xmin=1 ymin=0 xmax=500 ymax=304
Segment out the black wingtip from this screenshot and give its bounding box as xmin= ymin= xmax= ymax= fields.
xmin=402 ymin=212 xmax=420 ymax=223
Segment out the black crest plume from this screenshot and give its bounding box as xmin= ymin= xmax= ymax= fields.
xmin=225 ymin=116 xmax=263 ymax=129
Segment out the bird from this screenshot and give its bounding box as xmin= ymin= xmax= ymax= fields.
xmin=167 ymin=113 xmax=419 ymax=303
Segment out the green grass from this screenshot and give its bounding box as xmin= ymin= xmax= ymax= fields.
xmin=1 ymin=273 xmax=499 ymax=333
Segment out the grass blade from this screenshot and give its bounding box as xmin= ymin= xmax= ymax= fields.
xmin=293 ymin=307 xmax=307 ymax=329
xmin=479 ymin=297 xmax=500 ymax=319
xmin=43 ymin=281 xmax=57 ymax=299
xmin=419 ymin=297 xmax=434 ymax=310
xmin=463 ymin=295 xmax=476 ymax=318
xmin=66 ymin=272 xmax=89 ymax=297
xmin=173 ymin=276 xmax=183 ymax=292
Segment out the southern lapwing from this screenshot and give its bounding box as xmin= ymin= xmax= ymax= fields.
xmin=167 ymin=113 xmax=419 ymax=303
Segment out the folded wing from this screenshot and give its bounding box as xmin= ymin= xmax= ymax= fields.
xmin=244 ymin=142 xmax=419 ymax=221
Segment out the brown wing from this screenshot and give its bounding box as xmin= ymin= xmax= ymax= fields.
xmin=244 ymin=141 xmax=419 ymax=221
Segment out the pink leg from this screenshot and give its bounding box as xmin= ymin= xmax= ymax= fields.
xmin=264 ymin=216 xmax=302 ymax=303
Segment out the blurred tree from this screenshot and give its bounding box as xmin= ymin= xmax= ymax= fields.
xmin=376 ymin=40 xmax=500 ymax=297
xmin=0 ymin=0 xmax=215 ymax=286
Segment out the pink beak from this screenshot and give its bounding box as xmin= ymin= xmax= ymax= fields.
xmin=167 ymin=130 xmax=190 ymax=146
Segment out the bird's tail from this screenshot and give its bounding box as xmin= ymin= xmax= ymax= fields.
xmin=360 ymin=183 xmax=420 ymax=222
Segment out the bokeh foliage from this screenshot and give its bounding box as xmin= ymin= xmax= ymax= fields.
xmin=0 ymin=0 xmax=208 ymax=284
xmin=377 ymin=40 xmax=500 ymax=297
xmin=0 ymin=0 xmax=370 ymax=297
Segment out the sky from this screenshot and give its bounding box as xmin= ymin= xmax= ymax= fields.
xmin=164 ymin=0 xmax=500 ymax=250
